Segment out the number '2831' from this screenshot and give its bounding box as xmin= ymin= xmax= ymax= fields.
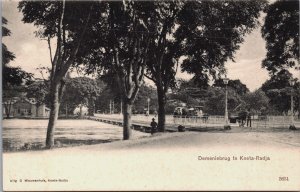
xmin=279 ymin=177 xmax=289 ymax=181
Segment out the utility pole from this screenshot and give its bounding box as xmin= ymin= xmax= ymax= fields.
xmin=147 ymin=98 xmax=150 ymax=116
xmin=120 ymin=101 xmax=122 ymax=115
xmin=65 ymin=103 xmax=68 ymax=118
xmin=289 ymin=78 xmax=296 ymax=130
xmin=223 ymin=76 xmax=230 ymax=130
xmin=109 ymin=100 xmax=112 ymax=114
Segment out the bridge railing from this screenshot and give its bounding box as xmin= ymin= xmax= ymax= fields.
xmin=172 ymin=115 xmax=225 ymax=127
xmin=252 ymin=115 xmax=297 ymax=129
xmin=92 ymin=113 xmax=299 ymax=129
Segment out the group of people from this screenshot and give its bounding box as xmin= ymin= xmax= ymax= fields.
xmin=238 ymin=112 xmax=252 ymax=127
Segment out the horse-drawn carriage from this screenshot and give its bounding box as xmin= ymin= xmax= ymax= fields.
xmin=173 ymin=106 xmax=205 ymax=117
xmin=229 ymin=111 xmax=250 ymax=127
xmin=173 ymin=106 xmax=209 ymax=121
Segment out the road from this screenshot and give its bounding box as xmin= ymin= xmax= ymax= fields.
xmin=3 ymin=117 xmax=300 ymax=190
xmin=3 ymin=131 xmax=300 ymax=191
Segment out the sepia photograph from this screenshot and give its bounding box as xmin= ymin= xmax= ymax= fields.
xmin=1 ymin=0 xmax=300 ymax=191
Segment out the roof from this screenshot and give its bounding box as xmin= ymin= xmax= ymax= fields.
xmin=16 ymin=98 xmax=36 ymax=105
xmin=3 ymin=97 xmax=38 ymax=105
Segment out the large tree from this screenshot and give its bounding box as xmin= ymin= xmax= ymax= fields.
xmin=26 ymin=80 xmax=49 ymax=117
xmin=168 ymin=79 xmax=203 ymax=108
xmin=2 ymin=86 xmax=27 ymax=118
xmin=204 ymin=87 xmax=243 ymax=116
xmin=94 ymin=80 xmax=121 ymax=114
xmin=2 ymin=17 xmax=15 ymax=66
xmin=214 ymin=79 xmax=249 ymax=95
xmin=2 ymin=17 xmax=33 ymax=118
xmin=132 ymin=84 xmax=158 ymax=114
xmin=144 ymin=1 xmax=183 ymax=132
xmin=61 ymin=77 xmax=102 ymax=117
xmin=261 ymin=69 xmax=293 ymax=113
xmin=19 ymin=1 xmax=102 ymax=148
xmin=242 ymin=89 xmax=270 ymax=114
xmin=176 ymin=0 xmax=266 ymax=81
xmin=145 ymin=0 xmax=266 ymax=131
xmin=2 ymin=17 xmax=32 ymax=89
xmin=107 ymin=2 xmax=151 ymax=139
xmin=261 ymin=0 xmax=299 ymax=74
xmin=81 ymin=1 xmax=152 ymax=140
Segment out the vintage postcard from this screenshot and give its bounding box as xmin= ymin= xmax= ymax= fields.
xmin=2 ymin=0 xmax=300 ymax=191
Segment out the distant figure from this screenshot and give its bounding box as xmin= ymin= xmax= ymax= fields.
xmin=154 ymin=110 xmax=157 ymax=117
xmin=247 ymin=111 xmax=252 ymax=127
xmin=238 ymin=119 xmax=245 ymax=127
xmin=198 ymin=110 xmax=203 ymax=117
xmin=150 ymin=118 xmax=158 ymax=135
xmin=238 ymin=111 xmax=247 ymax=127
xmin=295 ymin=110 xmax=299 ymax=119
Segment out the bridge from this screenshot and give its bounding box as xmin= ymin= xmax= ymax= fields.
xmin=85 ymin=113 xmax=300 ymax=133
xmin=85 ymin=114 xmax=228 ymax=133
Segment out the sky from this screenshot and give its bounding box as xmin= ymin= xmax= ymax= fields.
xmin=2 ymin=0 xmax=297 ymax=91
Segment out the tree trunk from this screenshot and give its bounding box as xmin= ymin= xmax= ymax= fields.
xmin=5 ymin=107 xmax=10 ymax=118
xmin=79 ymin=104 xmax=83 ymax=118
xmin=157 ymin=85 xmax=167 ymax=132
xmin=36 ymin=104 xmax=39 ymax=117
xmin=46 ymin=82 xmax=60 ymax=148
xmin=298 ymin=95 xmax=300 ymax=119
xmin=4 ymin=104 xmax=10 ymax=118
xmin=122 ymin=100 xmax=132 ymax=140
xmin=66 ymin=103 xmax=68 ymax=118
xmin=5 ymin=108 xmax=10 ymax=118
xmin=5 ymin=99 xmax=13 ymax=118
xmin=88 ymin=99 xmax=94 ymax=116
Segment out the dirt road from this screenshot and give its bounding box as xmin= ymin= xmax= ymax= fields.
xmin=3 ymin=131 xmax=300 ymax=191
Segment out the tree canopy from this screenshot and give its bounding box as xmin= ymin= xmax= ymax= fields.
xmin=62 ymin=77 xmax=102 ymax=115
xmin=26 ymin=81 xmax=48 ymax=106
xmin=203 ymin=87 xmax=243 ymax=116
xmin=214 ymin=79 xmax=249 ymax=95
xmin=262 ymin=0 xmax=299 ymax=74
xmin=242 ymin=89 xmax=269 ymax=113
xmin=19 ymin=1 xmax=104 ymax=147
xmin=79 ymin=1 xmax=155 ymax=139
xmin=176 ymin=0 xmax=267 ymax=84
xmin=261 ymin=69 xmax=293 ymax=113
xmin=2 ymin=17 xmax=15 ymax=65
xmin=2 ymin=17 xmax=33 ymax=89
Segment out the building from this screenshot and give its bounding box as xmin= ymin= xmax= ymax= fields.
xmin=2 ymin=97 xmax=50 ymax=118
xmin=73 ymin=104 xmax=88 ymax=117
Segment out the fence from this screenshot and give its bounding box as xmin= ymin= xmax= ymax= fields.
xmin=253 ymin=115 xmax=298 ymax=129
xmin=172 ymin=115 xmax=225 ymax=127
xmin=93 ymin=113 xmax=299 ymax=129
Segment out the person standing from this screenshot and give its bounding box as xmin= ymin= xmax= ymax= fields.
xmin=150 ymin=118 xmax=158 ymax=135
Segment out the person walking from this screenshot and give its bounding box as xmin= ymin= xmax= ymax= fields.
xmin=150 ymin=118 xmax=158 ymax=135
